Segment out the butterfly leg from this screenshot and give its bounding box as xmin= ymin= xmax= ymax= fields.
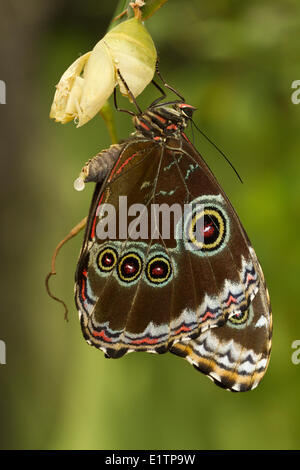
xmin=148 ymin=78 xmax=167 ymax=107
xmin=113 ymin=88 xmax=135 ymax=117
xmin=149 ymin=62 xmax=186 ymax=109
xmin=154 ymin=60 xmax=185 ymax=102
xmin=114 ymin=69 xmax=142 ymax=115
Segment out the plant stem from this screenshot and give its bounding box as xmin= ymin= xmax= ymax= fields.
xmin=99 ymin=101 xmax=118 ymax=144
xmin=141 ymin=0 xmax=168 ymax=20
xmin=100 ymin=0 xmax=168 ymax=143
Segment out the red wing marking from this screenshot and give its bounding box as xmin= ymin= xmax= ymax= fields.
xmin=181 ymin=132 xmax=192 ymax=145
xmin=90 ymin=193 xmax=105 ymax=240
xmin=80 ymin=270 xmax=88 ymax=300
xmin=202 ymin=311 xmax=215 ymax=322
xmin=173 ymin=325 xmax=191 ymax=335
xmin=131 ymin=337 xmax=159 ymax=345
xmin=81 ymin=278 xmax=86 ymax=301
xmin=108 ymin=153 xmax=124 ymax=182
xmin=226 ymin=295 xmax=238 ymax=307
xmin=108 ymin=152 xmax=139 ymax=182
xmin=246 ymin=273 xmax=255 ymax=283
xmin=92 ymin=329 xmax=112 ymax=342
xmin=116 ymin=153 xmax=137 ymax=175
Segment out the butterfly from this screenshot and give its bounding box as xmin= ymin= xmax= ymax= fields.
xmin=74 ymin=75 xmax=272 ymax=392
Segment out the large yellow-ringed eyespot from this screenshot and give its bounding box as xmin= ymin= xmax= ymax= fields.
xmin=97 ymin=247 xmax=118 ymax=272
xmin=188 ymin=206 xmax=227 ymax=251
xmin=146 ymin=256 xmax=172 ymax=285
xmin=118 ymin=252 xmax=143 ymax=283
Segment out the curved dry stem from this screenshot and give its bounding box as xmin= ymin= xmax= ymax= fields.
xmin=45 ymin=216 xmax=87 ymax=321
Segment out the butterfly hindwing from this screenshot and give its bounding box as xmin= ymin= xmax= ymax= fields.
xmin=170 ymin=248 xmax=272 ymax=391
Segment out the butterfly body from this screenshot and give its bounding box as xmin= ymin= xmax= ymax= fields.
xmin=75 ymin=103 xmax=272 ymax=391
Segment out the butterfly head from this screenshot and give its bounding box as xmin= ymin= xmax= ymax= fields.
xmin=176 ymin=103 xmax=197 ymax=119
xmin=133 ymin=103 xmax=197 ymax=141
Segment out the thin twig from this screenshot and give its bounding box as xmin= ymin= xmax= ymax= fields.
xmin=45 ymin=216 xmax=87 ymax=321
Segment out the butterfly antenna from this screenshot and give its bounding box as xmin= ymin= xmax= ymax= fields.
xmin=190 ymin=119 xmax=196 ymax=146
xmin=192 ymin=120 xmax=243 ymax=183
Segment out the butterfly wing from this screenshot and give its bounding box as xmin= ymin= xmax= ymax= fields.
xmin=167 ymin=136 xmax=272 ymax=390
xmin=75 ymin=139 xmax=182 ymax=358
xmin=170 ymin=246 xmax=272 ymax=391
xmin=75 ymin=132 xmax=272 ymax=389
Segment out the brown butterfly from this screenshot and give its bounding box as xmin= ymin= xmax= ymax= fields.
xmin=74 ymin=74 xmax=272 ymax=392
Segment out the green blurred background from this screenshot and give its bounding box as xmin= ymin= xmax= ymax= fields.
xmin=0 ymin=0 xmax=300 ymax=450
